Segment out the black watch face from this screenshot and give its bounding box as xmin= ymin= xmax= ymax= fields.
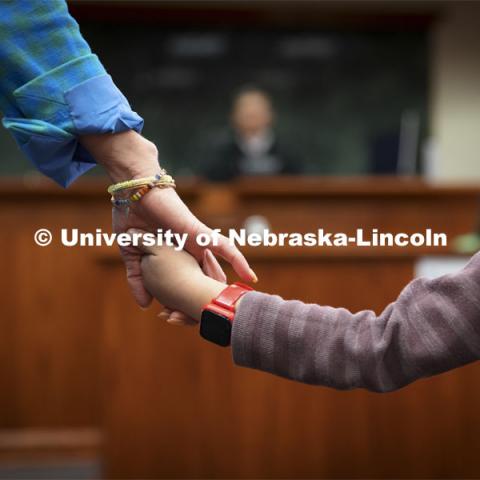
xmin=200 ymin=310 xmax=232 ymax=347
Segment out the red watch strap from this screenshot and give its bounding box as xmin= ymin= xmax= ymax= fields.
xmin=213 ymin=282 xmax=253 ymax=312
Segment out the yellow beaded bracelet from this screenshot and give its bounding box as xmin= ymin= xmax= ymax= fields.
xmin=110 ymin=174 xmax=176 ymax=208
xmin=107 ymin=169 xmax=167 ymax=195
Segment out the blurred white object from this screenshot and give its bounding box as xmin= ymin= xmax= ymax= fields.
xmin=243 ymin=215 xmax=271 ymax=235
xmin=422 ymin=137 xmax=442 ymax=182
xmin=414 ymin=256 xmax=470 ymax=279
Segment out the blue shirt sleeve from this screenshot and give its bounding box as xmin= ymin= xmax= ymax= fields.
xmin=0 ymin=1 xmax=143 ymax=187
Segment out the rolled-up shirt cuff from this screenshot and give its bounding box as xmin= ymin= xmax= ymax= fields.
xmin=2 ymin=54 xmax=143 ymax=187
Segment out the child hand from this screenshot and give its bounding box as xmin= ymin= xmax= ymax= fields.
xmin=156 ymin=248 xmax=225 ymax=326
xmin=138 ymin=235 xmax=226 ymax=323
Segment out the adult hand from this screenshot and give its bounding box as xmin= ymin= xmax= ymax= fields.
xmin=81 ymin=131 xmax=256 ymax=314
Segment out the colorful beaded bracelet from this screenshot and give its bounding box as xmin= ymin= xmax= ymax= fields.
xmin=110 ymin=174 xmax=176 ymax=208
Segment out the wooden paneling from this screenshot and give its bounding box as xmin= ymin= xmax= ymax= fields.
xmin=1 ymin=176 xmax=480 ymax=478
xmin=0 ymin=178 xmax=198 ymax=427
xmin=0 ymin=196 xmax=109 ymax=428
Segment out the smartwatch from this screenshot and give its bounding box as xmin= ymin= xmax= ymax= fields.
xmin=200 ymin=282 xmax=253 ymax=347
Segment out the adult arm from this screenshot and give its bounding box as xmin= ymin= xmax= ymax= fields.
xmin=0 ymin=0 xmax=143 ymax=187
xmin=0 ymin=1 xmax=255 ymax=306
xmin=233 ymin=252 xmax=480 ymax=392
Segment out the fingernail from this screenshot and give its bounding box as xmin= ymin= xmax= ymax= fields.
xmin=250 ymin=269 xmax=258 ymax=283
xmin=168 ymin=319 xmax=187 ymax=326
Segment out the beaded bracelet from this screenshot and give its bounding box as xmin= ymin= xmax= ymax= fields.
xmin=110 ymin=174 xmax=176 ymax=208
xmin=107 ymin=169 xmax=167 ymax=195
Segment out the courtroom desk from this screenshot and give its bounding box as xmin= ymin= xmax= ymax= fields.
xmin=1 ymin=176 xmax=480 ymax=478
xmin=198 ymin=176 xmax=480 ymax=239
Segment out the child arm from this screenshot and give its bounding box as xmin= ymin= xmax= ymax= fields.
xmin=141 ymin=243 xmax=480 ymax=392
xmin=233 ymin=253 xmax=480 ymax=391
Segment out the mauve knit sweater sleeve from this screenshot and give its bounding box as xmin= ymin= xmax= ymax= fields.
xmin=231 ymin=252 xmax=480 ymax=392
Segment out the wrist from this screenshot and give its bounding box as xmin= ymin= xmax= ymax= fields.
xmin=80 ymin=130 xmax=161 ymax=182
xmin=188 ymin=277 xmax=226 ymax=322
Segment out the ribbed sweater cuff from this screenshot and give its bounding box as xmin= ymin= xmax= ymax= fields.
xmin=231 ymin=291 xmax=282 ymax=371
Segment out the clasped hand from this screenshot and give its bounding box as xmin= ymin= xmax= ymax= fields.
xmin=81 ymin=131 xmax=255 ymax=325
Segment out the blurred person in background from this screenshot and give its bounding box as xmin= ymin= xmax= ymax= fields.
xmin=202 ymin=86 xmax=302 ymax=181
